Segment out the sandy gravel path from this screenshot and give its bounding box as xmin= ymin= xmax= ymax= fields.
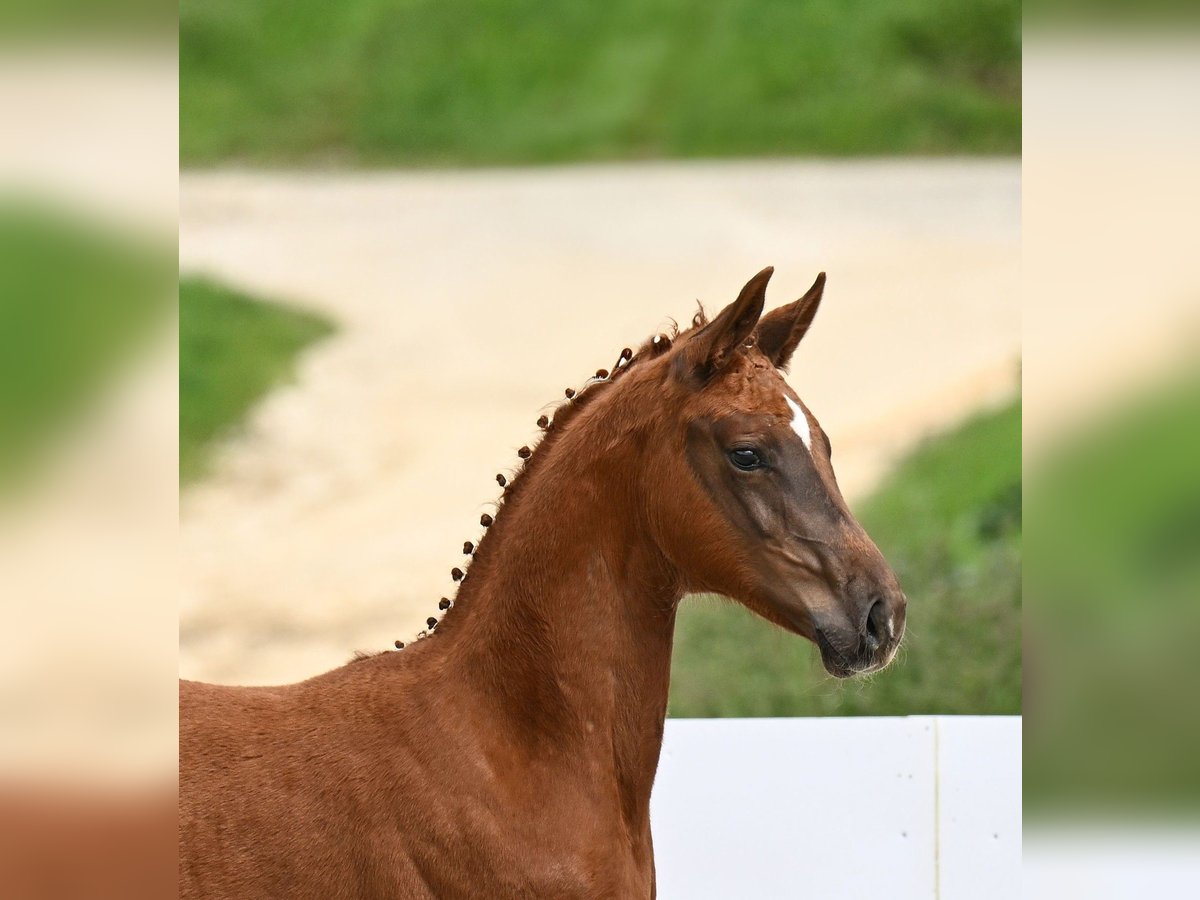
xmin=179 ymin=160 xmax=1019 ymax=685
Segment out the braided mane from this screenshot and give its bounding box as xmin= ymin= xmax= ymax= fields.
xmin=369 ymin=305 xmax=710 ymax=652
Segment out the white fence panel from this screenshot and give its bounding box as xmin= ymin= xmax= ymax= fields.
xmin=937 ymin=716 xmax=1022 ymax=899
xmin=651 ymin=716 xmax=1020 ymax=899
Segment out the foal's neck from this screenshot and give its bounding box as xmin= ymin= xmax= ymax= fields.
xmin=439 ymin=416 xmax=680 ymax=827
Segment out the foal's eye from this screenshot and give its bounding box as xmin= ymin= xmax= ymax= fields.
xmin=728 ymin=448 xmax=764 ymax=471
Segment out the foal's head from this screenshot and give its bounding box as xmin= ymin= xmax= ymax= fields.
xmin=626 ymin=267 xmax=906 ymax=676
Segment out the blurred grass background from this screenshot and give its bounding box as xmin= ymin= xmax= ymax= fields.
xmin=180 ymin=0 xmax=1020 ymax=166
xmin=179 ymin=277 xmax=334 ymax=483
xmin=671 ymin=399 xmax=1021 ymax=717
xmin=175 ymin=271 xmax=1021 ymax=716
xmin=173 ymin=0 xmax=1022 ymax=717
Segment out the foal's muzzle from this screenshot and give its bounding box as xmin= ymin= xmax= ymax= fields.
xmin=816 ymin=590 xmax=906 ymax=678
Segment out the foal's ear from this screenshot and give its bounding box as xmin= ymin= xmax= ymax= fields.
xmin=679 ymin=266 xmax=772 ymax=383
xmin=755 ymin=272 xmax=826 ymax=371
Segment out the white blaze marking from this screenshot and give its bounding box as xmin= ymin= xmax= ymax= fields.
xmin=785 ymin=395 xmax=813 ymax=452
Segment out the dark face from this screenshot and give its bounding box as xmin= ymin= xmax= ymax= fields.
xmin=656 ymin=267 xmax=906 ymax=678
xmin=682 ymin=362 xmax=906 ymax=677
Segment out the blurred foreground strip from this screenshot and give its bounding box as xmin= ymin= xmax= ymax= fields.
xmin=1026 ymin=371 xmax=1200 ymax=812
xmin=0 ymin=59 xmax=178 ymax=888
xmin=1026 ymin=826 xmax=1200 ymax=899
xmin=0 ymin=198 xmax=176 ymax=774
xmin=0 ymin=199 xmax=176 ymax=896
xmin=0 ymin=199 xmax=173 ymax=493
xmin=0 ymin=784 xmax=176 ymax=899
xmin=1024 ymin=30 xmax=1200 ymax=818
xmin=0 ymin=27 xmax=177 ymax=897
xmin=1023 ymin=29 xmax=1200 ymax=897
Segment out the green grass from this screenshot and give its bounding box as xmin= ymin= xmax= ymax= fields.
xmin=669 ymin=398 xmax=1021 ymax=717
xmin=181 ymin=0 xmax=1019 ymax=166
xmin=179 ymin=276 xmax=334 ymax=483
xmin=0 ymin=201 xmax=172 ymax=491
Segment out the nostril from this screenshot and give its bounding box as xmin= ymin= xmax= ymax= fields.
xmin=864 ymin=598 xmax=890 ymax=653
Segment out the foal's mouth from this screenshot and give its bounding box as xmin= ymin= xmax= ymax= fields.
xmin=814 ymin=627 xmax=898 ymax=679
xmin=814 ymin=629 xmax=857 ymax=678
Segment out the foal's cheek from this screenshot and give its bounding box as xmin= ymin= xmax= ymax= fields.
xmin=735 ymin=486 xmax=779 ymax=543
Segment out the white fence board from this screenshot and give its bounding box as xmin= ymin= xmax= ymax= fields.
xmin=651 ymin=716 xmax=1020 ymax=899
xmin=937 ymin=716 xmax=1023 ymax=900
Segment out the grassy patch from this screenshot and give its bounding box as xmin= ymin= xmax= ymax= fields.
xmin=181 ymin=0 xmax=1019 ymax=166
xmin=669 ymin=399 xmax=1021 ymax=717
xmin=0 ymin=201 xmax=172 ymax=490
xmin=179 ymin=276 xmax=334 ymax=483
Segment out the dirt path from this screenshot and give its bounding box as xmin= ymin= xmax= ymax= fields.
xmin=179 ymin=160 xmax=1020 ymax=685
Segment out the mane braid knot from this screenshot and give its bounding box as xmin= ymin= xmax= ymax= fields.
xmin=392 ymin=337 xmax=658 ymax=651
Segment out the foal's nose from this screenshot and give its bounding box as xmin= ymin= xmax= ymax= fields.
xmin=863 ymin=594 xmax=902 ymax=654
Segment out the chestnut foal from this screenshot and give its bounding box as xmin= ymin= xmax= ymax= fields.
xmin=180 ymin=268 xmax=906 ymax=898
